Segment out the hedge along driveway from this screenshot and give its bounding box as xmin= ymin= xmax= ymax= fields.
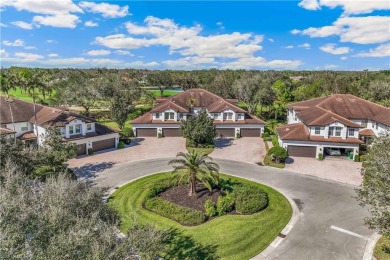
xmin=108 ymin=172 xmax=292 ymax=260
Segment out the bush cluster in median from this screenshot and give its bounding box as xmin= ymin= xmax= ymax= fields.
xmin=234 ymin=185 xmax=268 ymax=214
xmin=145 ymin=197 xmax=205 ymax=225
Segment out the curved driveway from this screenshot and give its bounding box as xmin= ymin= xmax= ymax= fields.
xmin=76 ymin=158 xmax=373 ymax=260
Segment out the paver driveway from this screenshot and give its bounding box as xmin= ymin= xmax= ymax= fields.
xmin=210 ymin=137 xmax=266 ymax=164
xmin=68 ymin=137 xmax=186 ymax=170
xmin=284 ymin=156 xmax=363 ymax=186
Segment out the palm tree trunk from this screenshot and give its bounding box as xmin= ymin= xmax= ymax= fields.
xmin=33 ymin=95 xmax=39 ymax=147
xmin=189 ymin=173 xmax=196 ymax=197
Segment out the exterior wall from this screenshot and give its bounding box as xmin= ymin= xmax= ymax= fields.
xmin=34 ymin=125 xmax=47 ymax=144
xmin=327 ymin=122 xmax=347 ymax=139
xmin=351 ymin=119 xmax=389 ymax=137
xmin=309 ymin=126 xmax=326 ymax=136
xmin=287 ymin=109 xmax=302 ymax=124
xmin=5 ymin=122 xmax=33 ymax=138
xmin=71 ymin=133 xmax=119 ymax=154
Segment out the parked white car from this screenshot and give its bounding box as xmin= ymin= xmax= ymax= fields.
xmin=324 ymin=147 xmax=341 ymax=156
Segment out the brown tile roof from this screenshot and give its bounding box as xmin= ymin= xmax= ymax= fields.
xmin=359 ymin=129 xmax=375 ymax=136
xmin=33 ymin=107 xmax=95 ymax=127
xmin=276 ymin=123 xmax=364 ymax=144
xmin=150 ymin=100 xmax=187 ymax=113
xmin=64 ymin=124 xmax=120 ymax=141
xmin=287 ymin=94 xmax=390 ymax=126
xmin=0 ymin=126 xmax=16 ymax=135
xmin=296 ymin=107 xmax=362 ymax=128
xmin=207 ymin=100 xmax=246 ymax=113
xmin=0 ymin=96 xmax=44 ymax=124
xmin=17 ymin=131 xmax=37 ymax=140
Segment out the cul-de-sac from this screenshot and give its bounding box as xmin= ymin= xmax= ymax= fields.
xmin=1 ymin=1 xmax=389 ymax=260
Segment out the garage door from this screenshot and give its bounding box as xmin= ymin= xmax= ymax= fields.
xmin=288 ymin=145 xmax=316 ymax=158
xmin=240 ymin=129 xmax=261 ymax=137
xmin=216 ymin=128 xmax=235 ymax=137
xmin=163 ymin=128 xmax=181 ymax=137
xmin=92 ymin=138 xmax=116 ymax=152
xmin=76 ymin=143 xmax=86 ymax=156
xmin=136 ymin=128 xmax=157 ymax=137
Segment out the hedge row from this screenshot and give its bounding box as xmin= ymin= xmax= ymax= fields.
xmin=145 ymin=197 xmax=205 ymax=225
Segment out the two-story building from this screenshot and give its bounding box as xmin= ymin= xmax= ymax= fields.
xmin=276 ymin=94 xmax=390 ymax=159
xmin=0 ymin=96 xmax=120 ymax=155
xmin=132 ymin=89 xmax=265 ymax=137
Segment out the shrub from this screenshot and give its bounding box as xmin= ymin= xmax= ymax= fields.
xmin=117 ymin=141 xmax=125 ymax=149
xmin=144 ymin=179 xmax=174 ymax=200
xmin=234 ymin=185 xmax=268 ymax=214
xmin=271 ymin=136 xmax=279 ymax=147
xmin=145 ymin=197 xmax=205 ymax=225
xmin=216 ymin=193 xmax=234 ymax=216
xmin=318 ymin=153 xmax=323 ymax=160
xmin=204 ymin=199 xmax=216 ymax=217
xmin=88 ymin=148 xmax=94 ymax=156
xmin=122 ymin=127 xmax=134 ymax=138
xmin=157 ymin=132 xmax=162 ymax=138
xmin=261 ymin=132 xmax=270 ymax=138
xmin=263 ymin=136 xmax=272 ymax=142
xmin=359 ymin=154 xmax=366 ymax=162
xmin=235 ymin=132 xmax=241 ymax=138
xmin=268 ymin=146 xmax=288 ymax=163
xmin=354 ymin=154 xmax=360 ymax=162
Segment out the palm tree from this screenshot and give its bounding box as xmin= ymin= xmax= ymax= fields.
xmin=169 ymin=151 xmax=220 ymax=197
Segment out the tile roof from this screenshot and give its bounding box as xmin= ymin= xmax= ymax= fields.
xmin=276 ymin=123 xmax=364 ymax=144
xmin=0 ymin=96 xmax=44 ymax=124
xmin=287 ymin=94 xmax=390 ymax=126
xmin=0 ymin=126 xmax=16 ymax=135
xmin=17 ymin=131 xmax=37 ymax=140
xmin=296 ymin=107 xmax=362 ymax=128
xmin=359 ymin=129 xmax=375 ymax=136
xmin=33 ymin=107 xmax=95 ymax=127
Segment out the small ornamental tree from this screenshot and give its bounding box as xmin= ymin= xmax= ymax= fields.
xmin=181 ymin=109 xmax=216 ymax=147
xmin=268 ymin=146 xmax=289 ymax=163
xmin=356 ymin=135 xmax=390 ymax=236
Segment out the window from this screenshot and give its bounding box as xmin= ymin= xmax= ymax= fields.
xmin=314 ymin=127 xmax=320 ymax=135
xmin=374 ymin=122 xmax=378 ymax=130
xmin=361 ymin=120 xmax=368 ymax=128
xmin=20 ymin=122 xmax=28 ymax=131
xmin=223 ymin=112 xmax=233 ymax=120
xmin=328 ymin=127 xmax=334 ymax=136
xmin=335 ymin=127 xmax=342 ymax=137
xmin=86 ymin=123 xmax=92 ymax=131
xmin=213 ymin=113 xmax=219 ymax=119
xmin=164 ymin=112 xmax=174 ymax=120
xmin=348 ymin=128 xmax=355 ymax=137
xmin=69 ymin=124 xmax=82 ymax=135
xmin=237 ymin=114 xmax=243 ymax=120
xmin=155 ymin=113 xmax=160 ymax=119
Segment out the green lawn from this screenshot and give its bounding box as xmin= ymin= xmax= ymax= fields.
xmin=151 ymin=90 xmax=182 ymax=97
xmin=186 ymin=147 xmax=215 ymax=155
xmin=3 ymin=87 xmax=56 ymax=102
xmin=108 ymin=172 xmax=292 ymax=260
xmin=374 ymin=235 xmax=390 ymax=260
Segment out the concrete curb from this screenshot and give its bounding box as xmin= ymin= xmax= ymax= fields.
xmin=363 ymin=233 xmax=381 ymax=260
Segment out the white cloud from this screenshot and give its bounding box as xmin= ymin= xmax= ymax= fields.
xmin=48 ymin=53 xmax=59 ymax=57
xmin=340 ymin=56 xmax=348 ymax=60
xmin=220 ymin=57 xmax=302 ymax=70
xmin=114 ymin=50 xmax=133 ymax=56
xmin=46 ymin=40 xmax=56 ymax=44
xmin=2 ymin=0 xmax=83 ymax=28
xmin=11 ymin=21 xmax=33 ymax=29
xmin=123 ymin=61 xmax=159 ymax=68
xmin=268 ymin=38 xmax=274 ymax=42
xmin=320 ymin=43 xmax=350 ymax=54
xmin=1 ymin=49 xmax=9 ymax=58
xmin=0 ymin=23 xmax=7 ymax=27
xmin=86 ymin=49 xmax=111 ymax=56
xmin=2 ymin=39 xmax=24 ymax=46
xmin=24 ymin=46 xmax=36 ymax=50
xmin=298 ymin=43 xmax=311 ymax=49
xmin=14 ymin=52 xmax=44 ymax=60
xmin=95 ymin=16 xmax=264 ymax=59
xmin=84 ymin=20 xmax=98 ymax=27
xmin=164 ymin=56 xmax=216 ymax=69
xmin=293 ymin=16 xmax=390 ymax=44
xmin=216 ymin=21 xmax=224 ymax=30
xmin=355 ymin=43 xmax=390 ymax=57
xmin=285 ymin=45 xmax=294 ymax=49
xmin=298 ymin=0 xmax=321 ymax=10
xmin=79 ymin=2 xmax=129 ymax=18
xmin=324 ymin=64 xmax=339 ymax=69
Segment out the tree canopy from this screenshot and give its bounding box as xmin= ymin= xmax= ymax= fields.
xmin=181 ymin=109 xmax=216 ymax=147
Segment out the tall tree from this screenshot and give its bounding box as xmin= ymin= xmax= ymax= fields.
xmin=356 ymin=135 xmax=390 ymax=236
xmin=180 ymin=109 xmax=216 ymax=147
xmin=169 ymin=151 xmax=220 ymax=197
xmin=147 ymin=71 xmax=173 ymax=97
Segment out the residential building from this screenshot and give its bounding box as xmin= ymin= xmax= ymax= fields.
xmin=0 ymin=96 xmax=120 ymax=155
xmin=276 ymin=94 xmax=390 ymax=158
xmin=132 ymin=89 xmax=265 ymax=137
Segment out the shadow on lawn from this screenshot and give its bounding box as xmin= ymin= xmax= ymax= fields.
xmin=164 ymin=228 xmax=218 ymax=259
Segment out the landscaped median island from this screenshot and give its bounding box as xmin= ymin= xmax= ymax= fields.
xmin=108 ymin=172 xmax=292 ymax=259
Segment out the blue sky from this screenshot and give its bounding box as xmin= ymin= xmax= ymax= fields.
xmin=1 ymin=0 xmax=389 ymax=70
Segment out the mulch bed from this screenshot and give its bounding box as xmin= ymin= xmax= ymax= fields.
xmin=159 ymin=185 xmax=225 ymax=212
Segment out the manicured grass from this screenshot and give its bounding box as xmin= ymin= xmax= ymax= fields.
xmin=186 ymin=147 xmax=214 ymax=155
xmin=108 ymin=172 xmax=292 ymax=260
xmin=3 ymin=87 xmax=56 ymax=102
xmin=151 ymin=90 xmax=182 ymax=97
xmin=374 ymin=235 xmax=390 ymax=260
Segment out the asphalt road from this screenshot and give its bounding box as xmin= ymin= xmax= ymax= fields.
xmin=75 ymin=158 xmax=374 ymax=260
